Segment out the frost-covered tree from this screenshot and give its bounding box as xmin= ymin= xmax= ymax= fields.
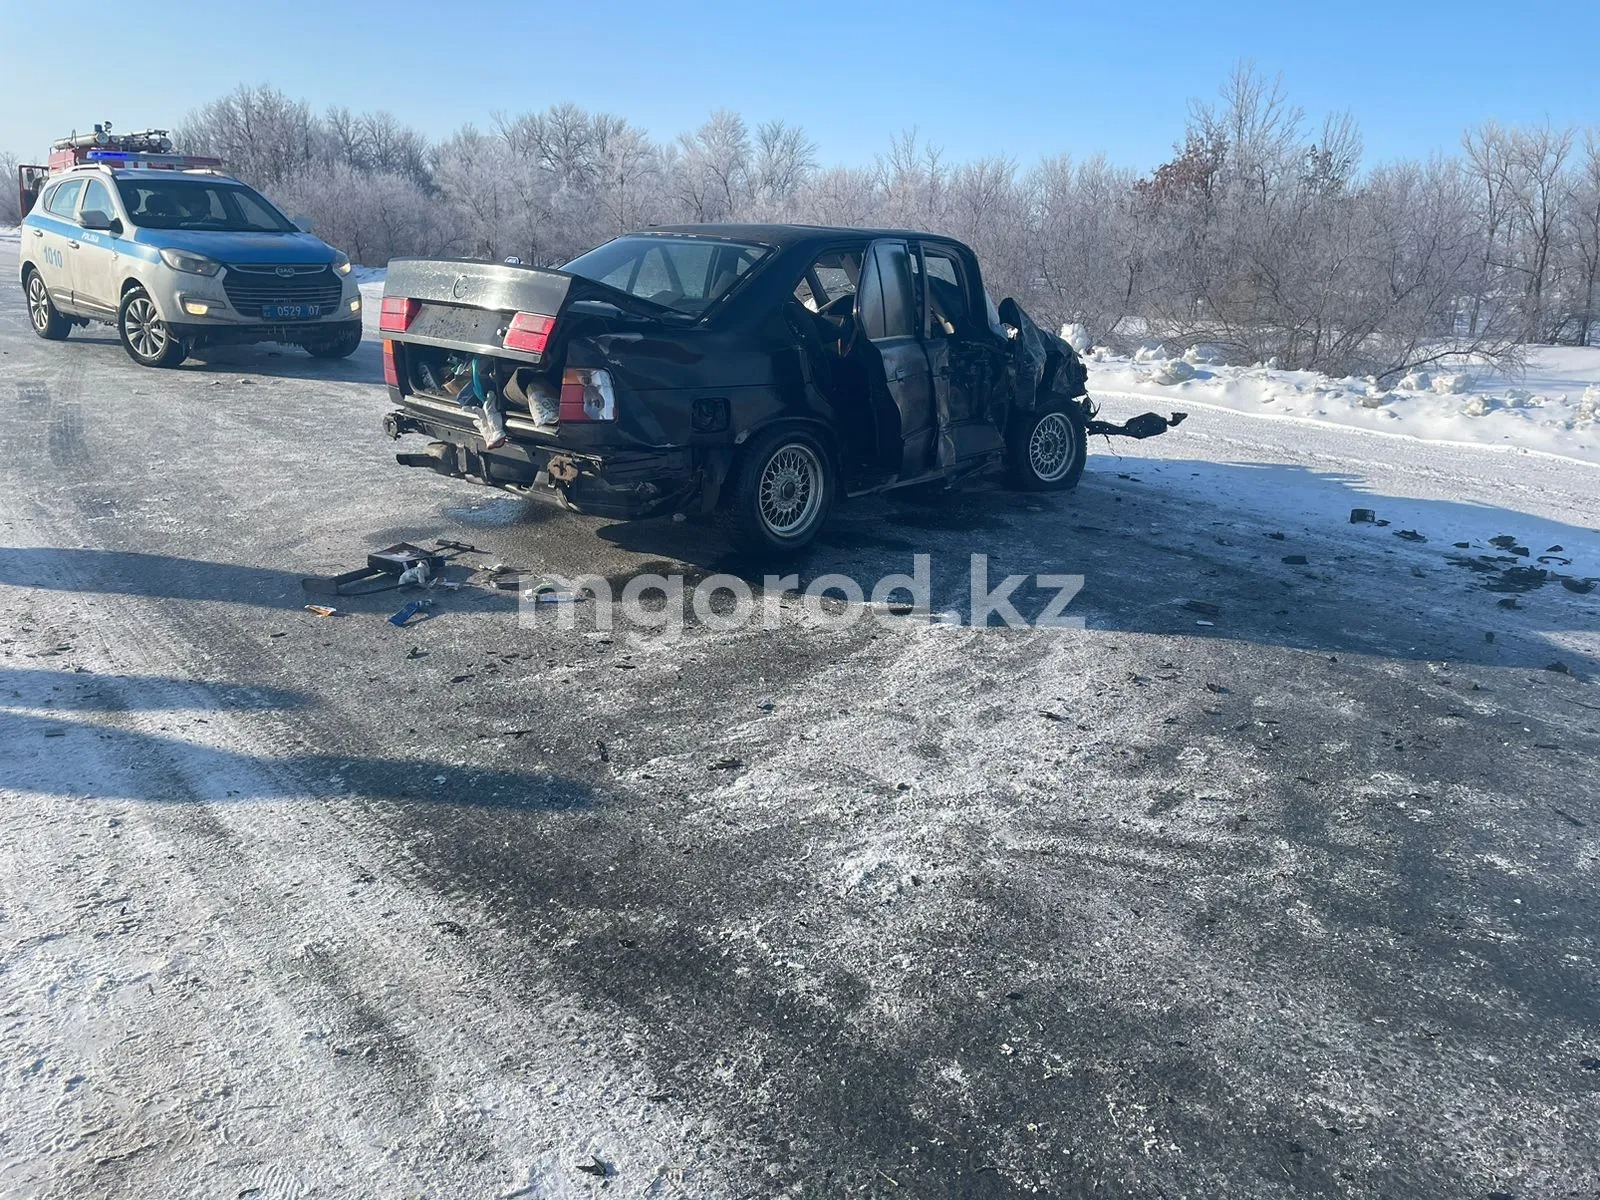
xmin=0 ymin=151 xmax=22 ymax=225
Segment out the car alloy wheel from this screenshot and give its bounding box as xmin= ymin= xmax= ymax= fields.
xmin=124 ymin=295 xmax=170 ymax=361
xmin=27 ymin=274 xmax=51 ymax=333
xmin=757 ymin=442 xmax=825 ymax=538
xmin=1027 ymin=411 xmax=1079 ymax=482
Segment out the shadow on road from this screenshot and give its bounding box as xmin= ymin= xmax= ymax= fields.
xmin=48 ymin=329 xmax=383 ymax=385
xmin=5 ymin=460 xmax=1596 ymax=670
xmin=2 ymin=702 xmax=593 ymax=811
xmin=0 ymin=666 xmax=309 ymax=711
xmin=0 ymin=546 xmax=517 ymax=616
xmin=581 ymin=458 xmax=1600 ymax=672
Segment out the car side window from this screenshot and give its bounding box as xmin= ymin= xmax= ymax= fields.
xmin=793 ymin=250 xmax=860 ymax=312
xmin=81 ymin=179 xmax=115 ymax=221
xmin=45 ymin=179 xmax=85 ymax=220
xmin=922 ymin=248 xmax=972 ymax=337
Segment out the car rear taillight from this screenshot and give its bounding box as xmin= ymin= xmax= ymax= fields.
xmin=504 ymin=311 xmax=555 ymax=355
xmin=379 ymin=296 xmax=419 ymax=333
xmin=558 ymin=368 xmax=616 ymax=422
xmin=382 ymin=339 xmax=399 ymax=387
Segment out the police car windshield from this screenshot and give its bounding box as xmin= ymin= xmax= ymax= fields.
xmin=113 ymin=179 xmax=296 ymax=233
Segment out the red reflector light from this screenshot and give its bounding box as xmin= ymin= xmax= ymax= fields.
xmin=382 ymin=339 xmax=398 ymax=386
xmin=379 ymin=296 xmax=419 ymax=333
xmin=504 ymin=311 xmax=555 ymax=355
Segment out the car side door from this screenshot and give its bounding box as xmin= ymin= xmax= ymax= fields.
xmin=27 ymin=177 xmax=86 ymax=310
xmin=857 ymin=239 xmax=938 ymax=476
xmin=71 ymin=177 xmax=125 ymax=316
xmin=915 ymin=242 xmax=1007 ymax=464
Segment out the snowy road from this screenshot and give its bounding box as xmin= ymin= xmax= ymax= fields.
xmin=2 ymin=241 xmax=1598 ymax=1199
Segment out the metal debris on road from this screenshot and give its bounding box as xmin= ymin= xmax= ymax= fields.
xmin=303 ymin=604 xmax=338 ymax=617
xmin=388 ymin=599 xmax=434 ymax=627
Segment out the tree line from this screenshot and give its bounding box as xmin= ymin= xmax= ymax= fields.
xmin=7 ymin=68 xmax=1599 ymax=378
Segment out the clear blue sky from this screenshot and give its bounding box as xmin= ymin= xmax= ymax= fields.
xmin=2 ymin=0 xmax=1594 ymax=171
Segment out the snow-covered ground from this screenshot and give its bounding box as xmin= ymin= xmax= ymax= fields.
xmin=1081 ymin=335 xmax=1600 ymax=467
xmin=3 ymin=230 xmax=1599 ymax=1197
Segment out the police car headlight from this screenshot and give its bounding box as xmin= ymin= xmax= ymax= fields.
xmin=332 ymin=252 xmax=353 ymax=277
xmin=159 ymin=249 xmax=221 ymax=276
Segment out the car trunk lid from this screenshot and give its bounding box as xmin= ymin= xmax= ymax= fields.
xmin=380 ymin=257 xmax=679 ymax=369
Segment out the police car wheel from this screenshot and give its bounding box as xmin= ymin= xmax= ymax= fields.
xmin=25 ymin=271 xmax=70 ymax=341
xmin=118 ymin=288 xmax=186 ymax=369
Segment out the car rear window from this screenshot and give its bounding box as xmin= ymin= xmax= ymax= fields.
xmin=113 ymin=179 xmax=296 ymax=233
xmin=562 ymin=236 xmax=769 ymax=317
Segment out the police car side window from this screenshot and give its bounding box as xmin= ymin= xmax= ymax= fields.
xmin=45 ymin=180 xmax=85 ymax=219
xmin=81 ymin=179 xmax=115 ymax=220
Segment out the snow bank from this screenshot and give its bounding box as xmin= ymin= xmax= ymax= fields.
xmin=1090 ymin=344 xmax=1600 ymax=467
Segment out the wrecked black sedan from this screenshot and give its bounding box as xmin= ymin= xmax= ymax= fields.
xmin=380 ymin=225 xmax=1182 ymax=552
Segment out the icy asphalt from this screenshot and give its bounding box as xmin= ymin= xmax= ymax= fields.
xmin=1 ymin=245 xmax=1597 ymax=1199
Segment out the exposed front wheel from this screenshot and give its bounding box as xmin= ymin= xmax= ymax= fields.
xmin=1006 ymin=401 xmax=1087 ymax=491
xmin=303 ymin=323 xmax=364 ymax=359
xmin=25 ymin=270 xmax=70 ymax=341
xmin=118 ymin=288 xmax=186 ymax=368
xmin=718 ymin=428 xmax=834 ymax=554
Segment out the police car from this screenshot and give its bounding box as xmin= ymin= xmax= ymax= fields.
xmin=18 ymin=125 xmax=362 ymax=368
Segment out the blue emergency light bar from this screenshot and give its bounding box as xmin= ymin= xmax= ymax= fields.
xmin=83 ymin=149 xmax=223 ymax=169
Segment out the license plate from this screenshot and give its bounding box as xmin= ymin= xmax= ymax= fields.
xmin=263 ymin=303 xmax=320 ymax=320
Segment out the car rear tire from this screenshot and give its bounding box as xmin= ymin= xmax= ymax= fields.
xmin=718 ymin=427 xmax=834 ymax=555
xmin=118 ymin=287 xmax=186 ymax=369
xmin=1006 ymin=399 xmax=1087 ymax=491
xmin=25 ymin=270 xmax=70 ymax=341
xmin=303 ymin=323 xmax=363 ymax=359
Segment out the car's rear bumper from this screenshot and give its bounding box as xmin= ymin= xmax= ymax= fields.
xmin=383 ymin=403 xmax=703 ymax=519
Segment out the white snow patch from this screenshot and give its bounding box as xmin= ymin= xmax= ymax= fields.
xmin=1059 ymin=322 xmax=1092 ymax=353
xmin=1150 ymin=359 xmax=1196 ymax=386
xmin=1090 ymin=344 xmax=1600 ymax=466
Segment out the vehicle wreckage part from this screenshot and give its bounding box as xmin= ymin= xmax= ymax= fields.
xmin=300 ymin=542 xmax=448 ymax=597
xmin=718 ymin=427 xmax=834 ymax=553
xmin=1084 ymin=411 xmax=1189 ymax=440
xmin=1006 ymin=401 xmax=1086 ymax=492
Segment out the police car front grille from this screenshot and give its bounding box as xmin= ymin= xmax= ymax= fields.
xmin=222 ymin=265 xmax=343 ymax=312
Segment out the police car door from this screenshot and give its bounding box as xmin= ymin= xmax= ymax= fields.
xmin=72 ymin=177 xmax=123 ymax=315
xmin=28 ymin=178 xmax=86 ymax=309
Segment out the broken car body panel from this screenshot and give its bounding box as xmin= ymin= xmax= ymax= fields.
xmin=379 ymin=224 xmax=1183 ymax=529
